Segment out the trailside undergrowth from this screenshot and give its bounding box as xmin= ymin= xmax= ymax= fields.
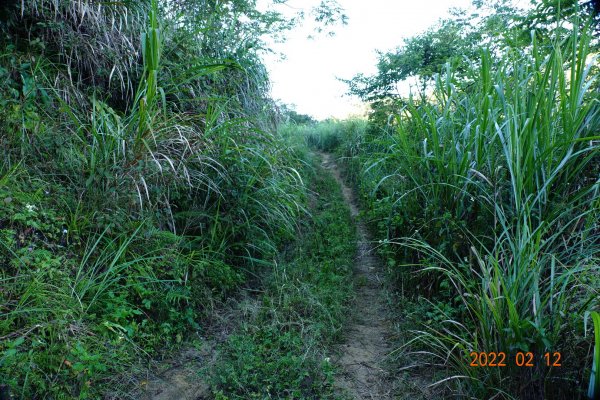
xmin=0 ymin=1 xmax=307 ymax=398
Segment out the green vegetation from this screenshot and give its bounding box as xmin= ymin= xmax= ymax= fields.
xmin=0 ymin=0 xmax=346 ymax=398
xmin=290 ymin=4 xmax=600 ymax=399
xmin=590 ymin=311 xmax=600 ymax=398
xmin=2 ymin=0 xmax=599 ymax=399
xmin=285 ymin=119 xmax=367 ymax=153
xmin=211 ymin=157 xmax=356 ymax=399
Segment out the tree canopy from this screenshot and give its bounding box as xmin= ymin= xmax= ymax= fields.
xmin=345 ymin=0 xmax=599 ymax=103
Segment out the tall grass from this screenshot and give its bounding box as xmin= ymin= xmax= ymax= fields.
xmin=589 ymin=311 xmax=600 ymax=399
xmin=303 ymin=22 xmax=599 ymax=399
xmin=283 ymin=118 xmax=367 ymax=153
xmin=0 ymin=0 xmax=307 ymax=397
xmin=398 ymin=25 xmax=598 ymax=397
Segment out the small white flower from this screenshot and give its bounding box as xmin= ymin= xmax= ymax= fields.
xmin=63 ymin=229 xmax=68 ymax=235
xmin=25 ymin=204 xmax=37 ymax=212
xmin=324 ymin=357 xmax=330 ymax=363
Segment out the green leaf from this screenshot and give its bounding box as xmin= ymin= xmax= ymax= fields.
xmin=588 ymin=311 xmax=600 ymax=399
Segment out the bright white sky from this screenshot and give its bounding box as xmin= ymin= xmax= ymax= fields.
xmin=260 ymin=0 xmax=473 ymax=120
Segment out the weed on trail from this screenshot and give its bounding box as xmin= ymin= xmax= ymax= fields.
xmin=211 ymin=156 xmax=357 ymax=399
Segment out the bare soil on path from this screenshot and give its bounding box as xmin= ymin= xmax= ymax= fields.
xmin=320 ymin=153 xmax=393 ymax=400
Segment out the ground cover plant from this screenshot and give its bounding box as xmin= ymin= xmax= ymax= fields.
xmin=210 ymin=156 xmax=357 ymax=399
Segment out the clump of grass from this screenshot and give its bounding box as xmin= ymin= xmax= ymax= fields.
xmin=10 ymin=0 xmax=146 ymax=101
xmin=284 ymin=118 xmax=367 ymax=153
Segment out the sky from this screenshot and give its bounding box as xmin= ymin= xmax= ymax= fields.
xmin=260 ymin=0 xmax=473 ymax=120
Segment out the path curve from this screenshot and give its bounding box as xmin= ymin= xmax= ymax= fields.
xmin=320 ymin=153 xmax=393 ymax=400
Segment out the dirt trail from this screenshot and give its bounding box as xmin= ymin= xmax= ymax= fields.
xmin=126 ymin=154 xmax=393 ymax=400
xmin=320 ymin=153 xmax=393 ymax=400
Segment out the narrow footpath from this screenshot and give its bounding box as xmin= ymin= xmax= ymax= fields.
xmin=131 ymin=153 xmax=394 ymax=400
xmin=320 ymin=153 xmax=393 ymax=400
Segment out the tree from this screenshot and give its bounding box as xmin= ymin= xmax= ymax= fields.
xmin=276 ymin=103 xmax=316 ymax=124
xmin=344 ymin=0 xmax=599 ymax=104
xmin=344 ymin=18 xmax=477 ymax=101
xmin=521 ymin=0 xmax=600 ymax=35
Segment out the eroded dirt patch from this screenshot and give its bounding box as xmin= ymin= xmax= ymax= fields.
xmin=139 ymin=345 xmax=213 ymax=400
xmin=120 ymin=293 xmax=262 ymax=400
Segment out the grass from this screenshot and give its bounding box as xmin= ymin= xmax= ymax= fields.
xmin=0 ymin=1 xmax=308 ymax=397
xmin=589 ymin=311 xmax=600 ymax=399
xmin=385 ymin=26 xmax=600 ymax=398
xmin=210 ymin=154 xmax=357 ymax=399
xmin=0 ymin=170 xmax=207 ymax=397
xmin=1 ymin=0 xmax=599 ymax=399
